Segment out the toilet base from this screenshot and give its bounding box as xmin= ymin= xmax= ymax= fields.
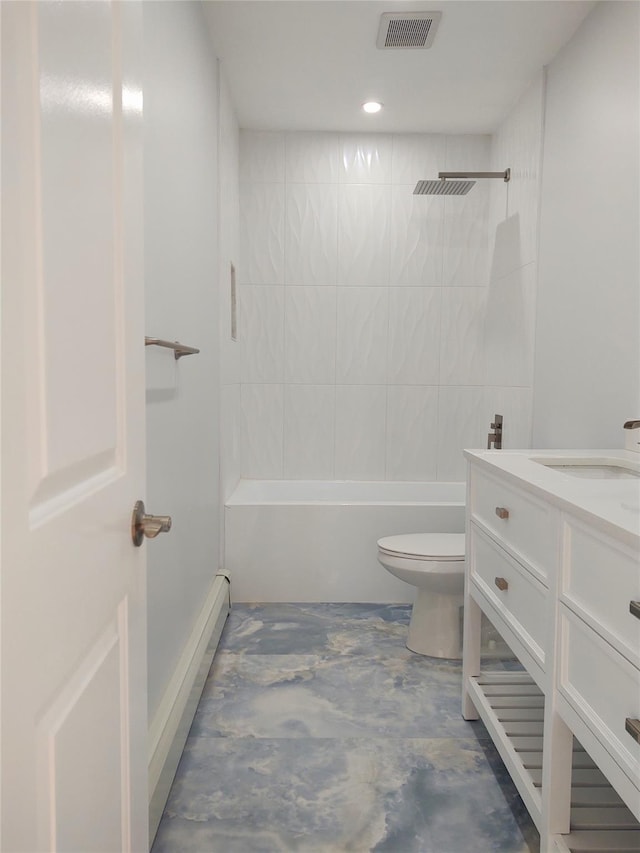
xmin=406 ymin=588 xmax=463 ymax=659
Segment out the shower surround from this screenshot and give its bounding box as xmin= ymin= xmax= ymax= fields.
xmin=236 ymin=96 xmax=542 ymax=484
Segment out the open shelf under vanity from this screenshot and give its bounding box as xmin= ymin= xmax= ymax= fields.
xmin=469 ymin=671 xmax=640 ymax=851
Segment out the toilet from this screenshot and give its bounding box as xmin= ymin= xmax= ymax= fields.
xmin=377 ymin=533 xmax=465 ymax=659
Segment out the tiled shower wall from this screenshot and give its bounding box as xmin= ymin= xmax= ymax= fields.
xmin=238 ymin=131 xmax=493 ymax=481
xmin=237 ymin=93 xmax=543 ymax=482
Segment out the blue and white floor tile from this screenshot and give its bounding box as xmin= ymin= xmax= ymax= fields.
xmin=217 ymin=603 xmax=416 ymax=657
xmin=152 ymin=603 xmax=539 ymax=853
xmin=191 ymin=653 xmax=481 ymax=740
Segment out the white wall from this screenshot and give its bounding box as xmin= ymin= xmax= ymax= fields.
xmin=533 ymin=1 xmax=640 ymax=448
xmin=144 ymin=1 xmax=220 ymax=723
xmin=238 ymin=132 xmax=492 ymax=482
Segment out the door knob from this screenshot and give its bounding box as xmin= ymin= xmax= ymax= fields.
xmin=131 ymin=500 xmax=172 ymax=547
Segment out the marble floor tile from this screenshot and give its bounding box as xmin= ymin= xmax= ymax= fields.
xmin=152 ymin=603 xmax=539 ymax=853
xmin=192 ymin=652 xmax=488 ymax=740
xmin=218 ymin=603 xmax=413 ymax=656
xmin=154 ymin=737 xmax=533 ymax=853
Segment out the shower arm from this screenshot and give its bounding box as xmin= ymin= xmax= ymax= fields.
xmin=438 ymin=169 xmax=511 ymax=182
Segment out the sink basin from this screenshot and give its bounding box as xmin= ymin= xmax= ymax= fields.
xmin=532 ymin=457 xmax=640 ymax=480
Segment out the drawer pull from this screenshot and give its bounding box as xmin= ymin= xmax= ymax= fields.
xmin=495 ymin=507 xmax=510 ymax=520
xmin=494 ymin=577 xmax=509 ymax=592
xmin=630 ymin=601 xmax=640 ymax=620
xmin=625 ymin=718 xmax=640 ymax=744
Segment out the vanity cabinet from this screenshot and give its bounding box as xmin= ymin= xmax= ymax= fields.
xmin=556 ymin=518 xmax=640 ymax=822
xmin=462 ymin=451 xmax=640 ymax=853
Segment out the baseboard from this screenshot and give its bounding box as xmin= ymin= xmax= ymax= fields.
xmin=148 ymin=571 xmax=230 ymax=844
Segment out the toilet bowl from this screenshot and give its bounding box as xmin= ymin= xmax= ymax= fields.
xmin=377 ymin=533 xmax=465 ymax=659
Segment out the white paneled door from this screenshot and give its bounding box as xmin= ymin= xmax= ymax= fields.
xmin=2 ymin=2 xmax=148 ymax=851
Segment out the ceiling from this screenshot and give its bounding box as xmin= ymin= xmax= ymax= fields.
xmin=203 ymin=0 xmax=595 ymax=134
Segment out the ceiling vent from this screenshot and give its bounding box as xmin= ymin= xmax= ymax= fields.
xmin=376 ymin=11 xmax=442 ymax=49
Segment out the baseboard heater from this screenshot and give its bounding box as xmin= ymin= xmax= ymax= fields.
xmin=148 ymin=570 xmax=230 ymax=844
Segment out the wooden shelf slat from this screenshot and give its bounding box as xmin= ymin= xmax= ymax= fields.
xmin=556 ymin=828 xmax=640 ymax=851
xmin=468 ymin=672 xmax=640 ymax=849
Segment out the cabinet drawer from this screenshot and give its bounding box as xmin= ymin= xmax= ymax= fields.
xmin=562 ymin=518 xmax=640 ymax=668
xmin=469 ymin=469 xmax=555 ymax=584
xmin=470 ymin=524 xmax=547 ymax=666
xmin=559 ymin=604 xmax=640 ymax=794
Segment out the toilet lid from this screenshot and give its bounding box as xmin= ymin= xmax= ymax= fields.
xmin=377 ymin=533 xmax=465 ymax=561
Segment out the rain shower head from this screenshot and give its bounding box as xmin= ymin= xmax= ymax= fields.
xmin=413 ymin=169 xmax=511 ymax=196
xmin=414 ymin=179 xmax=475 ymax=196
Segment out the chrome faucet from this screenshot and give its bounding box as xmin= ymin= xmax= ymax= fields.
xmin=487 ymin=414 xmax=503 ymax=450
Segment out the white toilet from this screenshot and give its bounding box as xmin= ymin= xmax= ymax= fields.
xmin=377 ymin=533 xmax=465 ymax=659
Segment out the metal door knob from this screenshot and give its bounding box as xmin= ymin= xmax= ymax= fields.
xmin=131 ymin=500 xmax=172 ymax=547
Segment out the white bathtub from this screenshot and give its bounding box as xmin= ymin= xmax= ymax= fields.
xmin=225 ymin=480 xmax=465 ymax=603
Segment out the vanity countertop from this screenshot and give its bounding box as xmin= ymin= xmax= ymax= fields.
xmin=464 ymin=448 xmax=640 ymax=547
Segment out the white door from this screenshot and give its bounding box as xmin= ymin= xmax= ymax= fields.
xmin=2 ymin=2 xmax=150 ymax=850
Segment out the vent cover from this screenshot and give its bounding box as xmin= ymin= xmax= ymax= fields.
xmin=376 ymin=12 xmax=442 ymax=49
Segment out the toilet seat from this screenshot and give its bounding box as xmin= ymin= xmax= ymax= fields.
xmin=377 ymin=533 xmax=465 ymax=562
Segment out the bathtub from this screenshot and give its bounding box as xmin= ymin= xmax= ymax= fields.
xmin=224 ymin=480 xmax=465 ymax=603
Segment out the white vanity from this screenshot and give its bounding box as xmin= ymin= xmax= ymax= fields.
xmin=462 ymin=449 xmax=640 ymax=853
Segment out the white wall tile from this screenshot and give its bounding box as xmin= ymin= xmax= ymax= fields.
xmin=285 ymin=132 xmax=340 ymax=183
xmin=443 ymin=185 xmax=490 ymax=287
xmin=390 ymin=188 xmax=444 ymax=286
xmin=284 ymin=385 xmax=335 ymax=478
xmin=442 ymin=135 xmax=492 ymax=288
xmin=285 ymin=184 xmax=338 ymax=285
xmin=483 ymin=387 xmax=533 ymax=449
xmin=284 ymin=286 xmax=336 ymax=384
xmin=391 ymin=134 xmax=446 ymax=185
xmin=240 ymin=131 xmax=285 ymax=183
xmin=337 ymin=184 xmax=391 ymax=286
xmin=336 ymin=287 xmax=388 ymax=384
xmin=235 ymin=128 xmax=539 ymax=482
xmin=241 ymin=384 xmax=284 ymax=479
xmin=488 ymin=79 xmax=544 ymax=282
xmin=339 ymin=134 xmax=393 ymax=184
xmin=334 ymin=385 xmax=387 ymax=480
xmin=437 ymin=387 xmax=486 ymax=481
xmin=220 ymin=383 xmax=242 ymax=500
xmin=386 ymin=386 xmax=439 ymax=480
xmin=239 ymin=183 xmax=285 ymax=284
xmin=503 ymin=75 xmax=544 ymax=270
xmin=239 ymin=285 xmax=284 ymax=383
xmin=485 ymin=263 xmax=536 ymax=387
xmin=489 ymin=213 xmax=523 ymax=282
xmin=387 ymin=287 xmax=441 ymax=384
xmin=440 ymin=287 xmax=487 ymax=386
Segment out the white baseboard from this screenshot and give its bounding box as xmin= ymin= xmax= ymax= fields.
xmin=148 ymin=572 xmax=230 ymax=844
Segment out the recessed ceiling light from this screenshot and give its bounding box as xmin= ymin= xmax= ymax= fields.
xmin=362 ymin=101 xmax=383 ymax=114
